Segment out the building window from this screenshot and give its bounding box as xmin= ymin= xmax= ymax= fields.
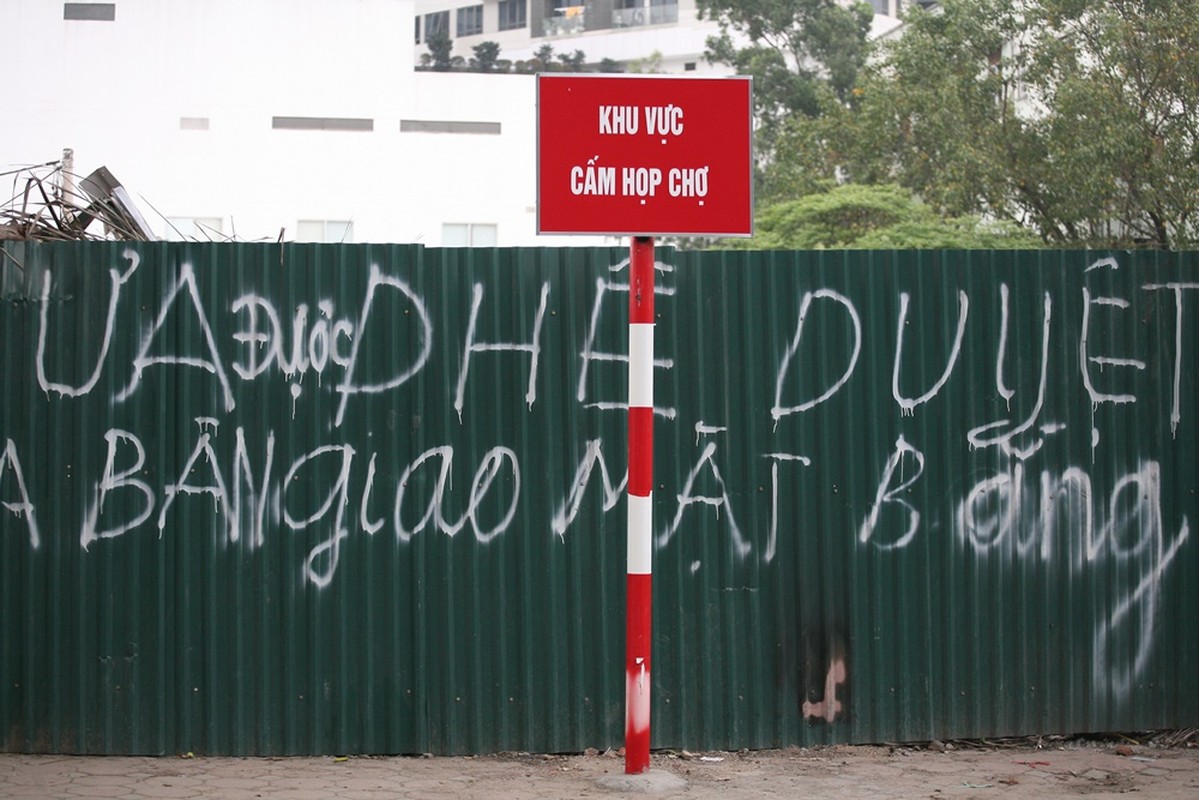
xmin=401 ymin=119 xmax=502 ymax=135
xmin=498 ymin=0 xmax=527 ymax=31
xmin=64 ymin=3 xmax=115 ymax=21
xmin=443 ymin=223 xmax=497 ymax=247
xmin=272 ymin=116 xmax=373 ymax=131
xmin=457 ymin=5 xmax=483 ymax=36
xmin=613 ymin=0 xmax=643 ymax=28
xmin=165 ymin=217 xmax=223 ymax=241
xmin=424 ymin=11 xmax=449 ymax=38
xmin=296 ymin=220 xmax=354 ymax=243
xmin=683 ymin=62 xmax=696 ymax=72
xmin=648 ymin=0 xmax=677 ymax=25
xmin=414 ymin=16 xmax=421 ymax=43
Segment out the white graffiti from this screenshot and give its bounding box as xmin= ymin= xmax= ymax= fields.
xmin=393 ymin=445 xmax=521 ymax=544
xmin=9 ymin=247 xmax=1199 ymax=706
xmin=333 ymin=264 xmax=433 ymax=428
xmin=763 ymin=452 xmax=811 ymax=564
xmin=359 ymin=453 xmax=386 ymax=536
xmin=694 ymin=420 xmax=727 ymax=443
xmin=955 ymin=456 xmax=1190 ymax=695
xmin=1095 ymin=516 xmax=1189 ymax=696
xmin=1 ymin=438 xmax=39 ymax=549
xmin=231 ymin=296 xmax=355 ymax=382
xmin=892 ymin=290 xmax=969 ymax=416
xmin=1141 ymin=282 xmax=1199 ymax=438
xmin=81 ymin=429 xmax=156 ymax=549
xmin=576 ymin=259 xmax=677 ymax=419
xmin=115 ymin=261 xmax=237 ymax=412
xmin=858 ymin=431 xmax=1191 ymax=695
xmin=37 ymin=248 xmax=139 ymax=398
xmin=454 ymin=281 xmax=550 ymax=421
xmin=280 ymin=443 xmax=355 ymax=588
xmin=772 ymin=288 xmax=862 ymax=424
xmin=551 ymin=438 xmax=627 ymax=541
xmin=770 ymin=274 xmax=1194 ymax=430
xmin=75 ymin=424 xmax=525 ymax=586
xmin=857 ymin=436 xmax=925 ymax=551
xmin=1079 ymin=288 xmax=1145 ymax=408
xmin=658 ymin=440 xmax=752 ymax=558
xmin=968 ymin=290 xmax=1054 ymax=459
xmin=36 ymin=256 xmax=438 ymax=428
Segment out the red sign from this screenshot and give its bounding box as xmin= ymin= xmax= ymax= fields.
xmin=537 ymin=75 xmax=753 ymax=237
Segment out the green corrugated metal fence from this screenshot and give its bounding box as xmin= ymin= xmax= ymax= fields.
xmin=1 ymin=242 xmax=1196 ymax=755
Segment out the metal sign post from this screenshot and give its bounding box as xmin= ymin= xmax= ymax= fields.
xmin=535 ymin=73 xmax=752 ymax=776
xmin=624 ymin=235 xmax=655 ymax=774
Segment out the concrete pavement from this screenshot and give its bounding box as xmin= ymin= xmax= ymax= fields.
xmin=1 ymin=741 xmax=1197 ymax=799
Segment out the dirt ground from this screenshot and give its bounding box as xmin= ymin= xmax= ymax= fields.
xmin=1 ymin=737 xmax=1197 ymax=799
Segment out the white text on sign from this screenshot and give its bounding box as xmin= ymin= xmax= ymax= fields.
xmin=570 ymin=166 xmax=709 ymax=198
xmin=598 ymin=105 xmax=685 ymax=137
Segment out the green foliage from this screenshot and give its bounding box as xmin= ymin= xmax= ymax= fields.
xmin=698 ymin=0 xmax=873 ymax=156
xmin=725 ymin=184 xmax=1043 ymax=249
xmin=526 ymin=44 xmax=589 ymax=73
xmin=557 ymin=50 xmax=587 ymax=71
xmin=534 ymin=44 xmax=556 ymax=71
xmin=778 ymin=0 xmax=1199 ymax=248
xmin=419 ymin=38 xmax=510 ymax=74
xmin=425 ymin=30 xmax=453 ymax=72
xmin=627 ymin=50 xmax=664 ymax=74
xmin=470 ymin=41 xmax=501 ymax=72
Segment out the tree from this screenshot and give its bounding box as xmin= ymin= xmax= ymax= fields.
xmin=533 ymin=44 xmax=556 ymax=72
xmin=627 ymin=50 xmax=663 ymax=74
xmin=783 ymin=0 xmax=1199 ymax=248
xmin=722 ymin=184 xmax=1042 ymax=249
xmin=470 ymin=41 xmax=501 ymax=73
xmin=557 ymin=49 xmax=587 ymax=72
xmin=698 ymin=0 xmax=874 ymax=157
xmin=425 ymin=30 xmax=453 ymax=72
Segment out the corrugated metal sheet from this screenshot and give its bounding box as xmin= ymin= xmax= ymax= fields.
xmin=1 ymin=242 xmax=1196 ymax=755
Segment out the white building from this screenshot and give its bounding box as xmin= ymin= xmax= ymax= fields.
xmin=1 ymin=0 xmax=903 ymax=247
xmin=414 ymin=0 xmax=906 ymax=72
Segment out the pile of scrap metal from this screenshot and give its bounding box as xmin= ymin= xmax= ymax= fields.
xmin=1 ymin=152 xmax=156 ymax=241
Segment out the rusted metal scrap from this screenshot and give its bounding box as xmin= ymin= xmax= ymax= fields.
xmin=1 ymin=155 xmax=156 ymax=242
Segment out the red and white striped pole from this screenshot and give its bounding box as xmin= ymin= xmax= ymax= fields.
xmin=625 ymin=235 xmax=655 ymax=775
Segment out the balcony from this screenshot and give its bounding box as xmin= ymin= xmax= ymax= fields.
xmin=540 ymin=2 xmax=678 ymax=37
xmin=612 ymin=7 xmax=645 ymax=27
xmin=612 ymin=3 xmax=678 ymax=29
xmin=542 ymin=6 xmax=585 ymax=36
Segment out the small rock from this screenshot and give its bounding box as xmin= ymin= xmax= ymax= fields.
xmin=1115 ymin=744 xmax=1134 ymax=757
xmin=584 ymin=747 xmax=600 ymax=757
xmin=679 ymin=750 xmax=695 ymax=760
xmin=929 ymin=740 xmax=947 ymax=753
